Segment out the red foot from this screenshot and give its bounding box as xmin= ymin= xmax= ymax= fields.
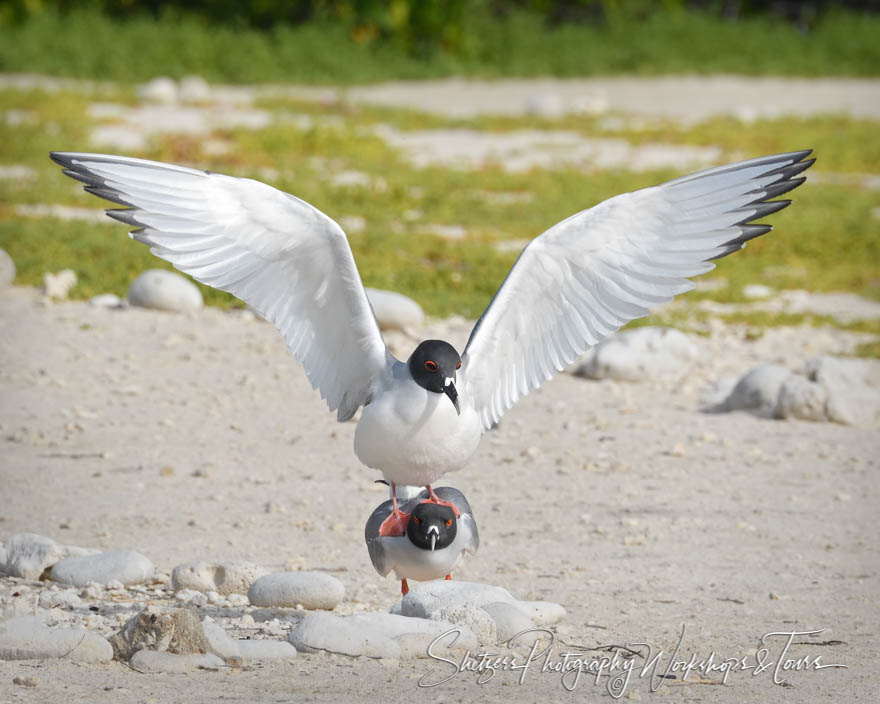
xmin=401 ymin=579 xmax=409 ymax=596
xmin=378 ymin=483 xmax=411 ymax=537
xmin=445 ymin=574 xmax=452 ymax=581
xmin=425 ymin=485 xmax=460 ymax=518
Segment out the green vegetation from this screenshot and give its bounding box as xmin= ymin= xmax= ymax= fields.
xmin=1 ymin=5 xmax=878 ymax=83
xmin=0 ymin=83 xmax=877 ymax=354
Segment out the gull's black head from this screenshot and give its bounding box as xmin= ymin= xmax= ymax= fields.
xmin=406 ymin=502 xmax=457 ymax=551
xmin=408 ymin=339 xmax=461 ymax=414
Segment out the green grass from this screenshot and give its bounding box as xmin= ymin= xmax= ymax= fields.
xmin=0 ymin=85 xmax=878 ymax=351
xmin=0 ymin=7 xmax=878 ymax=83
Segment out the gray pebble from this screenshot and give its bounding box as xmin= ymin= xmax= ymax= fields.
xmin=710 ymin=364 xmax=792 ymax=417
xmin=574 ymin=327 xmax=698 ymax=381
xmin=0 ymin=616 xmax=112 ymax=662
xmin=248 ymin=571 xmax=344 ymax=610
xmin=201 ymin=618 xmax=240 ymax=662
xmin=50 ymin=549 xmax=154 ymax=587
xmin=288 ymin=612 xmax=399 ymax=659
xmin=128 ymin=269 xmax=203 ymax=312
xmin=237 ymin=639 xmax=297 ymax=661
xmin=365 ymin=288 xmax=424 ymax=332
xmin=171 ymin=559 xmax=268 ymax=596
xmin=481 ymin=602 xmax=537 ymax=646
xmin=130 ymin=650 xmax=224 ymax=673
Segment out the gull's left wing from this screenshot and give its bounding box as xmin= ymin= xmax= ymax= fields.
xmin=461 ymin=150 xmax=814 ymax=430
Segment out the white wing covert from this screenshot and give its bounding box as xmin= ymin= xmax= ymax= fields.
xmin=461 ymin=150 xmax=814 ymax=430
xmin=51 ymin=152 xmax=389 ymax=421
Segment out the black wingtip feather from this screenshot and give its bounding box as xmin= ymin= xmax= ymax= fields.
xmin=760 ymin=177 xmax=806 ymax=201
xmin=768 ymin=157 xmax=815 ymax=182
xmin=734 ymin=199 xmax=790 ymax=226
xmin=106 ymin=208 xmax=143 ymax=227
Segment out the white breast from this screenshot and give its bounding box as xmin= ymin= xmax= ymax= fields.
xmin=353 ymin=364 xmax=482 ymax=486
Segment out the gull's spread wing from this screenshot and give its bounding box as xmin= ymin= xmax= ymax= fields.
xmin=461 ymin=150 xmax=814 ymax=430
xmin=51 ymin=152 xmax=389 ymax=421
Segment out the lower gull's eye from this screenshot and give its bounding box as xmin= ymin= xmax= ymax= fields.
xmin=445 ymin=519 xmax=452 ymax=527
xmin=425 ymin=361 xmax=438 ymax=372
xmin=413 ymin=516 xmax=421 ymax=525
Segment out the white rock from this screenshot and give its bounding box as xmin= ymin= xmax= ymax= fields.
xmin=179 ymin=75 xmax=211 ymax=104
xmin=175 ymin=589 xmax=208 ymax=606
xmin=0 ymin=248 xmax=14 ymax=288
xmin=171 ymin=560 xmax=268 ymax=596
xmin=139 ymin=77 xmax=178 ymax=104
xmin=481 ymin=602 xmax=537 ymax=646
xmin=42 ymin=269 xmax=77 ymax=300
xmin=288 ymin=612 xmax=399 ymax=659
xmin=1 ymin=533 xmax=63 ymax=580
xmin=89 ymin=293 xmax=123 ymax=308
xmin=525 ymin=93 xmax=565 ymax=119
xmin=574 ymin=327 xmax=699 ymax=381
xmin=201 ymin=619 xmax=241 ymax=661
xmin=437 ymin=605 xmax=496 ymax=645
xmin=776 ymin=374 xmax=829 ymax=422
xmin=128 ymin=269 xmax=203 ymax=312
xmin=338 ymin=215 xmax=366 ymax=234
xmin=0 ymin=616 xmax=113 ymax=662
xmin=712 ymin=364 xmax=792 ymax=417
xmin=365 ymin=288 xmax=424 ymax=331
xmin=400 ymin=580 xmax=518 ymax=619
xmin=775 ymin=356 xmax=880 ymax=426
xmin=50 ymin=549 xmax=154 ymax=587
xmin=248 ymin=572 xmax=345 ymax=610
xmin=0 ymin=543 xmax=6 ymax=568
xmin=38 ymin=589 xmax=83 ymax=610
xmin=516 ymin=600 xmax=567 ymax=626
xmin=743 ymin=284 xmax=774 ymax=299
xmin=345 ymin=612 xmax=477 ymax=656
xmin=130 ymin=650 xmax=224 ymax=673
xmin=237 ymin=639 xmax=297 ymax=661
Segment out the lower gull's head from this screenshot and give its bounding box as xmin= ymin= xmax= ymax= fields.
xmin=406 ymin=501 xmax=457 ymax=552
xmin=408 ymin=340 xmax=461 ymax=415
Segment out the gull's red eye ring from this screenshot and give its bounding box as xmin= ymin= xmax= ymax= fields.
xmin=413 ymin=516 xmax=421 ymax=525
xmin=425 ymin=361 xmax=438 ymax=372
xmin=456 ymin=361 xmax=462 ymax=369
xmin=445 ymin=519 xmax=452 ymax=527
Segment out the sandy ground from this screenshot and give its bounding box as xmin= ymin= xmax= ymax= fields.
xmin=1 ymin=283 xmax=878 ymax=702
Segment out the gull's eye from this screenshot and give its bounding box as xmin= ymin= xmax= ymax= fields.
xmin=425 ymin=361 xmax=438 ymax=372
xmin=445 ymin=519 xmax=452 ymax=527
xmin=456 ymin=361 xmax=462 ymax=370
xmin=413 ymin=516 xmax=421 ymax=525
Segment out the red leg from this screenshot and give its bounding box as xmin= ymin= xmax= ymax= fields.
xmin=425 ymin=485 xmax=461 ymax=518
xmin=378 ymin=483 xmax=410 ymax=537
xmin=401 ymin=579 xmax=409 ymax=596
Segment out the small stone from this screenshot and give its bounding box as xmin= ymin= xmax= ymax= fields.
xmin=481 ymin=602 xmax=538 ymax=646
xmin=89 ymin=293 xmax=123 ymax=308
xmin=517 ymin=601 xmax=566 ymax=626
xmin=775 ymin=374 xmax=829 ymax=422
xmin=13 ymin=675 xmax=37 ymax=687
xmin=50 ymin=550 xmax=154 ymax=587
xmin=288 ymin=612 xmax=399 ymax=659
xmin=574 ymin=327 xmax=699 ymax=381
xmin=175 ymin=589 xmax=208 ymax=606
xmin=742 ymin=284 xmax=774 ymax=299
xmin=710 ymin=364 xmax=792 ymax=417
xmin=365 ymin=288 xmax=424 ymax=332
xmin=171 ymin=560 xmax=269 ymax=596
xmin=38 ymin=589 xmax=83 ymax=610
xmin=201 ymin=619 xmax=240 ymax=662
xmin=128 ymin=269 xmax=203 ymax=312
xmin=0 ymin=616 xmax=113 ymax=662
xmin=248 ymin=572 xmax=345 ymax=610
xmin=0 ymin=248 xmax=15 ymax=288
xmin=178 ymin=75 xmax=211 ymax=104
xmin=1 ymin=533 xmax=63 ymax=579
xmin=237 ymin=639 xmax=297 ymax=661
xmin=344 ymin=612 xmax=477 ymax=655
xmin=130 ymin=650 xmax=224 ymax=673
xmin=42 ymin=269 xmax=77 ymax=300
xmin=139 ymin=77 xmax=178 ymax=104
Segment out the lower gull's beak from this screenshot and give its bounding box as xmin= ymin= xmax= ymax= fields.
xmin=428 ymin=525 xmax=439 ymax=551
xmin=443 ymin=378 xmax=460 ymax=415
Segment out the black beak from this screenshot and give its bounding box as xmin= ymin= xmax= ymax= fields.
xmin=443 ymin=379 xmax=460 ymax=415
